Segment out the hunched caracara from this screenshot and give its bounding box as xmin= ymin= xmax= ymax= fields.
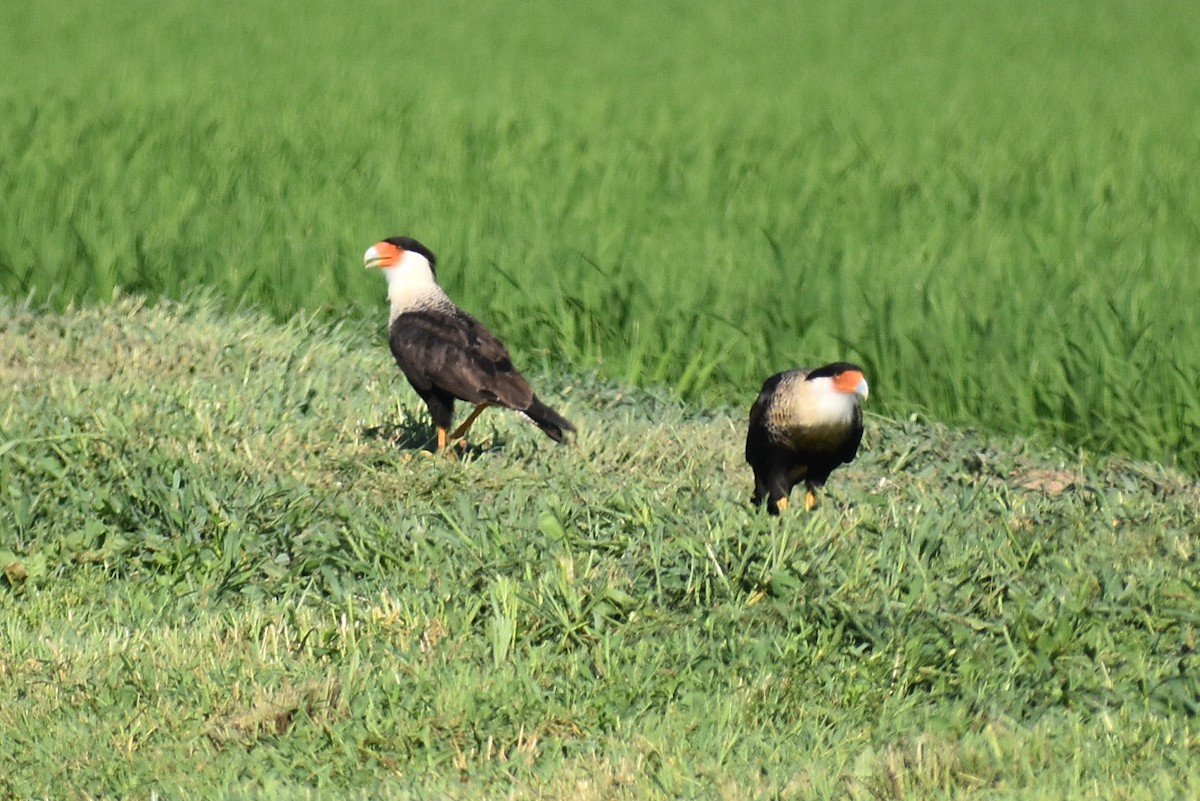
xmin=745 ymin=362 xmax=869 ymax=514
xmin=365 ymin=236 xmax=575 ymax=452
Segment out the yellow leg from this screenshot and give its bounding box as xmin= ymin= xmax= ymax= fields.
xmin=804 ymin=488 xmax=817 ymax=511
xmin=436 ymin=426 xmax=448 ymax=451
xmin=449 ymin=402 xmax=490 ymax=442
xmin=775 ymin=496 xmax=789 ymax=513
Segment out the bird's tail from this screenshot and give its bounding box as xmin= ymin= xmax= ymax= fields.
xmin=524 ymin=396 xmax=576 ymax=443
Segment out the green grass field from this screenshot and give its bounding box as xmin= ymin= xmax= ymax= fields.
xmin=2 ymin=297 xmax=1198 ymax=798
xmin=3 ymin=0 xmax=1199 ymax=467
xmin=3 ymin=0 xmax=1200 ymax=797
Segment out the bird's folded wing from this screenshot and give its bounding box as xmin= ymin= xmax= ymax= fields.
xmin=390 ymin=309 xmax=535 ymax=408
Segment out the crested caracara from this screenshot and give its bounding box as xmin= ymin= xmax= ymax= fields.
xmin=745 ymin=362 xmax=868 ymax=514
xmin=365 ymin=236 xmax=575 ymax=452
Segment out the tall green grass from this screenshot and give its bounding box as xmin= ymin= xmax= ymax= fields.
xmin=2 ymin=0 xmax=1199 ymax=468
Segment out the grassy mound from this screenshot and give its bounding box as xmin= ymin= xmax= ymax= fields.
xmin=1 ymin=298 xmax=1197 ymax=799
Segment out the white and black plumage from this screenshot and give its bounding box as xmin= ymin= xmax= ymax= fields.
xmin=365 ymin=236 xmax=575 ymax=451
xmin=745 ymin=362 xmax=869 ymax=514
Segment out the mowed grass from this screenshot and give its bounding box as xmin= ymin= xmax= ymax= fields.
xmin=3 ymin=1 xmax=1200 ymax=468
xmin=2 ymin=298 xmax=1199 ymax=799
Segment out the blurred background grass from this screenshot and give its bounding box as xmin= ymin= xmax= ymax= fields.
xmin=2 ymin=0 xmax=1198 ymax=467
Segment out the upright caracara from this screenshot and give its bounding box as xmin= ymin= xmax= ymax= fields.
xmin=745 ymin=362 xmax=868 ymax=514
xmin=365 ymin=236 xmax=575 ymax=451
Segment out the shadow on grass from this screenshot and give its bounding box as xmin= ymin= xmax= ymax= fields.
xmin=360 ymin=418 xmax=507 ymax=461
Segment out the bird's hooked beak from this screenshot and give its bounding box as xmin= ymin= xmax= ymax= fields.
xmin=835 ymin=370 xmax=869 ymax=401
xmin=364 ymin=241 xmax=403 ymax=270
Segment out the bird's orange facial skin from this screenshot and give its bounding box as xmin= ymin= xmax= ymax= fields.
xmin=833 ymin=369 xmax=866 ymax=395
xmin=366 ymin=240 xmax=403 ymax=268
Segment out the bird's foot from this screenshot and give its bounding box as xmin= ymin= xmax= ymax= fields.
xmin=804 ymin=489 xmax=817 ymax=511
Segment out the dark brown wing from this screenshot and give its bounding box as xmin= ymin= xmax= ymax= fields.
xmin=389 ymin=308 xmax=535 ymax=410
xmin=744 ymin=374 xmax=781 ymax=464
xmin=744 ymin=370 xmax=809 ymax=463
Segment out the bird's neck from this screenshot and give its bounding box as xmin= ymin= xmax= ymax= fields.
xmin=383 ymin=262 xmax=452 ymax=320
xmin=801 ymin=378 xmax=859 ymax=424
xmin=775 ymin=377 xmax=858 ymax=429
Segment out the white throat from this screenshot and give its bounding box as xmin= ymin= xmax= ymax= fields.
xmin=381 ymin=250 xmax=450 ymax=318
xmin=805 ymin=376 xmax=861 ymax=426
